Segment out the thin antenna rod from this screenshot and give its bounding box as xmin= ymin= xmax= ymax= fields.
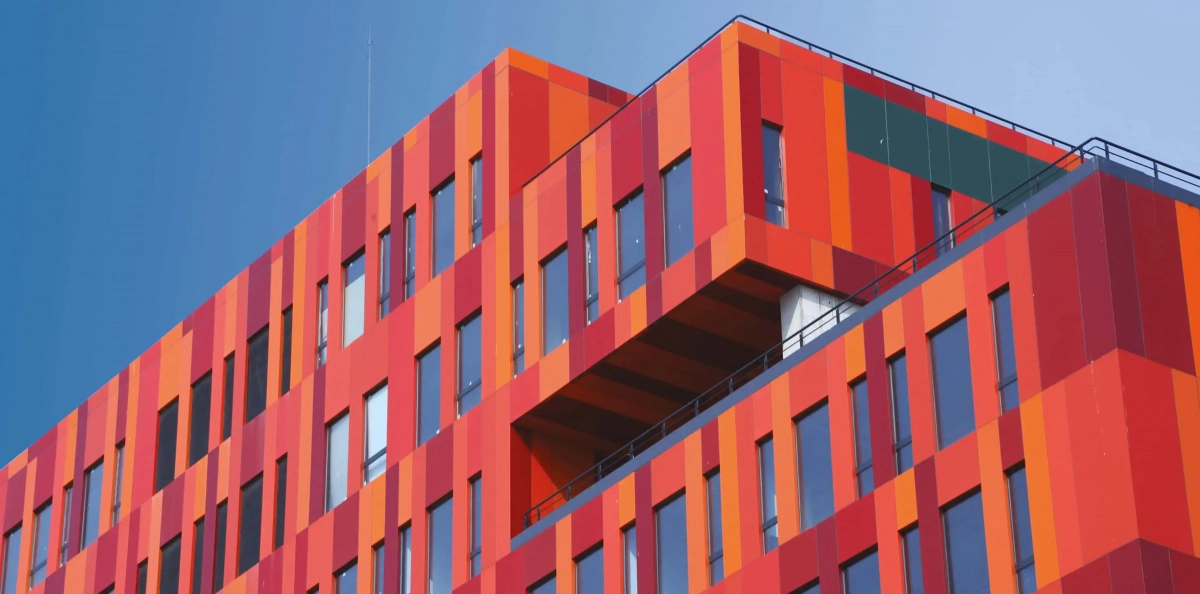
xmin=367 ymin=26 xmax=372 ymax=166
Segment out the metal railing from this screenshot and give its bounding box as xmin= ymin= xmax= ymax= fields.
xmin=520 ymin=137 xmax=1200 ymax=530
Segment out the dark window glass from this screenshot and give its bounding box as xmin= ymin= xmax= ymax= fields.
xmin=335 ymin=563 xmax=357 ymax=594
xmin=428 ymin=499 xmax=452 ymax=594
xmin=584 ymin=224 xmax=599 ymax=323
xmin=469 ymin=476 xmax=482 ymax=577
xmin=81 ymin=461 xmax=103 ymax=548
xmin=542 ymin=249 xmax=569 ymax=355
xmin=512 ymin=280 xmax=525 ymax=376
xmin=418 ymin=345 xmax=442 ymax=445
xmin=1 ymin=526 xmax=19 ymax=594
xmin=156 ymin=400 xmax=179 ymax=493
xmin=623 ymin=525 xmax=637 ymax=594
xmin=796 ymin=583 xmax=820 ymax=594
xmin=655 ymin=494 xmax=687 ymax=594
xmin=530 ymin=576 xmax=556 ymax=594
xmin=759 ymin=438 xmax=778 ymax=553
xmin=404 ymin=209 xmax=417 ymax=299
xmin=399 ymin=525 xmax=412 ymax=594
xmin=992 ymin=289 xmax=1019 ymax=412
xmin=616 ymin=193 xmax=646 ymax=299
xmin=343 ymin=252 xmax=366 ymax=347
xmin=707 ymin=472 xmax=724 ymax=584
xmin=433 ymin=177 xmax=455 ymax=276
xmin=58 ymin=485 xmax=71 ymax=568
xmin=842 ymin=550 xmax=881 ymax=594
xmin=326 ymin=414 xmax=349 ymax=511
xmin=112 ymin=443 xmax=124 ymax=524
xmin=379 ymin=230 xmax=392 ymax=318
xmin=891 ymin=354 xmax=914 ymax=473
xmin=663 ymin=156 xmax=694 ymax=266
xmin=192 ymin=519 xmax=205 ymax=594
xmin=943 ymin=492 xmax=989 ymax=594
xmin=457 ymin=314 xmax=482 ymax=416
xmin=281 ymin=307 xmax=294 ymax=394
xmin=136 ymin=560 xmax=148 ymax=594
xmin=274 ymin=456 xmax=288 ymax=550
xmin=213 ymin=502 xmax=227 ymax=591
xmin=930 ymin=317 xmax=975 ymax=449
xmin=470 ymin=156 xmax=484 ymax=247
xmin=576 ymin=547 xmax=603 ymax=594
xmin=852 ymin=378 xmax=873 ymax=496
xmin=222 ymin=354 xmax=235 ymax=440
xmin=372 ymin=543 xmax=385 ymax=594
xmin=903 ymin=527 xmax=924 ymax=594
xmin=932 ymin=184 xmax=954 ymax=255
xmin=245 ymin=326 xmax=269 ymax=423
xmin=796 ymin=403 xmax=835 ymax=529
xmin=1009 ymin=467 xmax=1036 ymax=594
xmin=763 ymin=123 xmax=785 ymax=226
xmin=189 ymin=373 xmax=212 ymax=466
xmin=364 ymin=386 xmax=388 ymax=483
xmin=238 ymin=476 xmax=263 ymax=575
xmin=161 ymin=536 xmax=181 ymax=594
xmin=99 ymin=587 xmax=114 ymax=594
xmin=30 ymin=503 xmax=50 ymax=586
xmin=317 ymin=280 xmax=329 ymax=366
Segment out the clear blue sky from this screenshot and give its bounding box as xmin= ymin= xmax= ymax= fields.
xmin=1 ymin=0 xmax=1197 ymax=463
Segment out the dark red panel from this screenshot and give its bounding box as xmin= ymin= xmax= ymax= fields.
xmin=332 ymin=496 xmax=360 ymax=573
xmin=281 ymin=231 xmax=295 ymax=308
xmin=831 ymin=247 xmax=879 ymax=297
xmin=341 ymin=171 xmax=367 ymax=262
xmin=759 ymin=51 xmax=784 ymax=126
xmin=1070 ymin=176 xmax=1118 ymax=362
xmin=509 ymin=191 xmax=524 ymax=283
xmin=1141 ymin=540 xmax=1175 ymax=594
xmin=566 ymin=149 xmax=586 ymax=341
xmin=998 ymin=408 xmax=1024 ymax=470
xmin=1169 ymin=546 xmax=1200 ymax=593
xmin=864 ymin=315 xmax=896 ymax=485
xmin=1027 ymin=192 xmax=1086 ymax=389
xmin=1128 ymin=184 xmax=1195 ymax=374
xmin=911 ymin=178 xmax=935 ymax=252
xmin=159 ymin=478 xmax=183 ymax=546
xmin=738 ymin=44 xmax=765 ymax=220
xmin=609 ymin=100 xmax=643 ymax=204
xmin=247 ymin=251 xmax=272 ymax=336
xmin=1107 ymin=540 xmax=1147 ymax=594
xmin=816 ymin=516 xmax=840 ymax=594
xmin=635 ymin=465 xmax=656 ymax=594
xmin=842 ymin=66 xmax=886 ymax=98
xmin=689 ymin=49 xmax=727 ymax=244
xmin=849 ymin=152 xmax=896 ymax=269
xmin=915 ymin=459 xmax=949 ymax=594
xmin=835 ymin=494 xmax=877 ymax=563
xmin=986 ymin=122 xmax=1028 ymax=153
xmin=523 ymin=529 xmax=556 ymax=587
xmin=3 ymin=469 xmax=24 ymax=532
xmin=389 ymin=144 xmax=407 ymax=312
xmin=640 ymin=90 xmax=665 ymax=283
xmin=453 ymin=247 xmax=482 ymax=324
xmin=570 ymin=497 xmax=603 ymax=559
xmin=190 ymin=298 xmax=215 ymax=383
xmin=424 ymin=425 xmax=454 ymax=506
xmin=701 ymin=419 xmax=720 ymax=475
xmin=429 ymin=97 xmax=456 ymax=189
xmin=883 ymin=80 xmax=925 ymax=113
xmin=777 ymin=527 xmax=819 ymax=593
xmin=482 ymin=63 xmax=497 ymax=238
xmin=1098 ymin=173 xmax=1144 ymax=357
xmin=1060 ymin=554 xmax=1112 ymax=594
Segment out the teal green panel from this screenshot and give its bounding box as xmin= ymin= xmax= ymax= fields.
xmin=988 ymin=143 xmax=1032 ymax=208
xmin=948 ymin=126 xmax=992 ymax=200
xmin=885 ymin=101 xmax=930 ymax=179
xmin=844 ymin=86 xmax=889 ymax=164
xmin=928 ymin=119 xmax=952 ymax=187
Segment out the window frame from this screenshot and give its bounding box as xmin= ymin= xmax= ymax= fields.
xmin=929 ymin=315 xmax=975 ymax=450
xmin=342 ymin=249 xmax=367 ymax=348
xmin=615 ymin=191 xmax=646 ymax=300
xmin=705 ymin=470 xmax=724 ymax=584
xmin=762 ymin=121 xmax=786 ymax=226
xmin=403 ymin=208 xmax=417 ymax=300
xmin=316 ymin=278 xmax=330 ymax=366
xmin=426 ymin=497 xmax=453 ymax=594
xmin=111 ymin=442 xmax=125 ymax=524
xmin=160 ymin=535 xmax=182 ymax=594
xmin=456 ymin=312 xmax=483 ymax=417
xmin=325 ymin=412 xmax=350 ymax=512
xmin=274 ymin=456 xmax=288 ymax=550
xmin=244 ymin=325 xmax=270 ymax=424
xmin=29 ymin=501 xmax=51 ymax=587
xmin=363 ymin=384 xmax=389 ymax=484
xmin=417 ymin=343 xmax=442 ymax=446
xmin=661 ymin=152 xmax=694 ymax=267
xmin=584 ymin=223 xmax=600 ymax=323
xmin=432 ymin=175 xmax=456 ymax=277
xmin=851 ymin=376 xmax=873 ymax=497
xmin=795 ymin=401 xmax=835 ymax=530
xmin=622 ymin=523 xmax=637 ymax=594
xmin=281 ymin=306 xmax=294 ymax=395
xmin=654 ymin=492 xmax=688 ymax=594
xmin=80 ymin=459 xmax=103 ymax=549
xmin=58 ymin=484 xmax=72 ymax=569
xmin=991 ymin=286 xmax=1019 ymax=412
xmin=222 ymin=353 xmax=235 ymax=441
xmin=540 ymin=247 xmax=569 ymax=356
xmin=890 ymin=352 xmax=914 ymax=474
xmin=512 ymin=278 xmax=525 ymax=377
xmin=379 ymin=228 xmax=392 ymax=319
xmin=155 ymin=399 xmax=179 ymax=493
xmin=757 ymin=437 xmax=778 ymax=554
xmin=237 ymin=474 xmax=263 ymax=576
xmin=932 ymin=183 xmax=955 ymax=255
xmin=189 ymin=372 xmax=213 ymax=467
xmin=468 ymin=474 xmax=482 ymax=577
xmin=1007 ymin=464 xmax=1036 ymax=594
xmin=469 ymin=154 xmax=483 ymax=247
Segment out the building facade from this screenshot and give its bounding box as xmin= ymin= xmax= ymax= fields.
xmin=3 ymin=16 xmax=1200 ymax=594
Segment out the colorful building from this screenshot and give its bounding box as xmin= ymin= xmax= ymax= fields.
xmin=4 ymin=15 xmax=1200 ymax=594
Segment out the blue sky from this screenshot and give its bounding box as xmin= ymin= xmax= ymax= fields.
xmin=1 ymin=0 xmax=1197 ymax=463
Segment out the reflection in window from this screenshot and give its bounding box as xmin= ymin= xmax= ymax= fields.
xmin=903 ymin=526 xmax=924 ymax=594
xmin=796 ymin=403 xmax=835 ymax=529
xmin=851 ymin=378 xmax=873 ymax=496
xmin=317 ymin=279 xmax=329 ymax=366
xmin=281 ymin=306 xmax=294 ymax=393
xmin=542 ymin=249 xmax=569 ymax=355
xmin=112 ymin=443 xmax=124 ymax=524
xmin=992 ymin=289 xmax=1019 ymax=412
xmin=943 ymin=491 xmax=989 ymax=594
xmin=156 ymin=400 xmax=179 ymax=493
xmin=403 ymin=209 xmax=417 ymax=299
xmin=930 ymin=317 xmax=975 ymax=449
xmin=576 ymin=546 xmax=603 ymax=594
xmin=433 ymin=177 xmax=455 ymax=277
xmin=189 ymin=373 xmax=212 ymax=466
xmin=335 ymin=562 xmax=357 ymax=594
xmin=364 ymin=385 xmax=388 ymax=483
xmin=1009 ymin=467 xmax=1036 ymax=594
xmin=758 ymin=438 xmax=779 ymax=552
xmin=2 ymin=526 xmax=20 ymax=594
xmin=763 ymin=123 xmax=785 ymax=226
xmin=623 ymin=524 xmax=637 ymax=594
xmin=160 ymin=536 xmax=181 ymax=594
xmin=372 ymin=543 xmax=385 ymax=594
xmin=418 ymin=345 xmax=442 ymax=445
xmin=238 ymin=475 xmax=262 ymax=575
xmin=399 ymin=525 xmax=412 ymax=594
xmin=326 ymin=414 xmax=349 ymax=511
xmin=274 ymin=456 xmax=288 ymax=550
xmin=707 ymin=471 xmax=724 ymax=584
xmin=655 ymin=494 xmax=688 ymax=594
xmin=842 ymin=550 xmax=880 ymax=594
xmin=584 ymin=224 xmax=599 ymax=323
xmin=30 ymin=503 xmax=50 ymax=586
xmin=58 ymin=485 xmax=71 ymax=568
xmin=191 ymin=518 xmax=205 ymax=594
xmin=379 ymin=230 xmax=392 ymax=318
xmin=213 ymin=502 xmax=227 ymax=591
xmin=616 ymin=193 xmax=646 ymax=299
xmin=891 ymin=354 xmax=914 ymax=473
xmin=512 ymin=279 xmax=525 ymax=376
xmin=428 ymin=498 xmax=452 ymax=594
xmin=470 ymin=156 xmax=484 ymax=247
xmin=663 ymin=156 xmax=694 ymax=266
xmin=344 ymin=252 xmax=366 ymax=347
xmin=530 ymin=576 xmax=556 ymax=594
xmin=469 ymin=476 xmax=482 ymax=577
xmin=246 ymin=326 xmax=269 ymax=423
xmin=932 ymin=184 xmax=954 ymax=255
xmin=457 ymin=314 xmax=482 ymax=416
xmin=81 ymin=461 xmax=103 ymax=549
xmin=222 ymin=354 xmax=236 ymax=440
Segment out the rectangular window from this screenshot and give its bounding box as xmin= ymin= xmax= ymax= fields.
xmin=616 ymin=192 xmax=646 ymax=299
xmin=403 ymin=209 xmax=417 ymax=299
xmin=584 ymin=224 xmax=599 ymax=323
xmin=317 ymin=279 xmax=330 ymax=366
xmin=1 ymin=526 xmax=19 ymax=594
xmin=161 ymin=536 xmax=181 ymax=594
xmin=112 ymin=442 xmax=124 ymax=524
xmin=335 ymin=562 xmax=357 ymax=594
xmin=281 ymin=306 xmax=294 ymax=394
xmin=238 ymin=475 xmax=262 ymax=575
xmin=399 ymin=525 xmax=412 ymax=594
xmin=326 ymin=413 xmax=349 ymax=512
xmin=213 ymin=502 xmax=227 ymax=592
xmin=470 ymin=156 xmax=483 ymax=247
xmin=427 ymin=498 xmax=452 ymax=594
xmin=433 ymin=177 xmax=455 ymax=277
xmin=364 ymin=385 xmax=388 ymax=483
xmin=191 ymin=519 xmax=205 ymax=594
xmin=758 ymin=437 xmax=778 ymax=553
xmin=58 ymin=485 xmax=71 ymax=568
xmin=418 ymin=345 xmax=442 ymax=445
xmin=530 ymin=576 xmax=556 ymax=594
xmin=189 ymin=373 xmax=212 ymax=466
xmin=763 ymin=123 xmax=785 ymax=226
xmin=930 ymin=316 xmax=975 ymax=449
xmin=890 ymin=353 xmax=914 ymax=473
xmin=512 ymin=279 xmax=525 ymax=376
xmin=706 ymin=471 xmax=724 ymax=584
xmin=344 ymin=252 xmax=366 ymax=347
xmin=1008 ymin=466 xmax=1036 ymax=594
xmin=246 ymin=326 xmax=269 ymax=422
xmin=796 ymin=403 xmax=835 ymax=529
xmin=655 ymin=494 xmax=687 ymax=594
xmin=943 ymin=491 xmax=989 ymax=594
xmin=29 ymin=503 xmax=50 ymax=586
xmin=372 ymin=543 xmax=385 ymax=594
xmin=796 ymin=583 xmax=819 ymax=594
xmin=469 ymin=475 xmax=482 ymax=577
xmin=80 ymin=460 xmax=103 ymax=549
xmin=992 ymin=288 xmax=1019 ymax=412
xmin=156 ymin=400 xmax=179 ymax=493
xmin=379 ymin=230 xmax=392 ymax=319
xmin=576 ymin=546 xmax=603 ymax=594
xmin=457 ymin=314 xmax=482 ymax=417
xmin=274 ymin=456 xmax=287 ymax=550
xmin=222 ymin=353 xmax=235 ymax=440
xmin=136 ymin=560 xmax=148 ymax=594
xmin=932 ymin=184 xmax=954 ymax=255
xmin=851 ymin=378 xmax=873 ymax=496
xmin=842 ymin=550 xmax=880 ymax=594
xmin=663 ymin=155 xmax=694 ymax=267
xmin=623 ymin=524 xmax=637 ymax=594
xmin=542 ymin=248 xmax=569 ymax=355
xmin=902 ymin=526 xmax=924 ymax=594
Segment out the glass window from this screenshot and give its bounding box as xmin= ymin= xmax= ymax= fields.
xmin=902 ymin=527 xmax=924 ymax=594
xmin=136 ymin=560 xmax=148 ymax=594
xmin=470 ymin=156 xmax=484 ymax=247
xmin=655 ymin=494 xmax=687 ymax=594
xmin=763 ymin=123 xmax=785 ymax=226
xmin=156 ymin=401 xmax=179 ymax=493
xmin=161 ymin=536 xmax=181 ymax=594
xmin=274 ymin=456 xmax=288 ymax=550
xmin=707 ymin=472 xmax=724 ymax=584
xmin=189 ymin=373 xmax=212 ymax=467
xmin=576 ymin=547 xmax=603 ymax=594
xmin=758 ymin=437 xmax=778 ymax=553
xmin=512 ymin=279 xmax=525 ymax=376
xmin=404 ymin=209 xmax=417 ymax=299
xmin=1008 ymin=467 xmax=1036 ymax=594
xmin=796 ymin=583 xmax=820 ymax=594
xmin=852 ymin=378 xmax=873 ymax=496
xmin=663 ymin=156 xmax=694 ymax=267
xmin=191 ymin=519 xmax=205 ymax=594
xmin=616 ymin=192 xmax=646 ymax=299
xmin=399 ymin=524 xmax=412 ymax=594
xmin=418 ymin=345 xmax=442 ymax=445
xmin=457 ymin=314 xmax=482 ymax=416
xmin=842 ymin=550 xmax=881 ymax=594
xmin=81 ymin=460 xmax=103 ymax=549
xmin=238 ymin=475 xmax=262 ymax=575
xmin=246 ymin=326 xmax=269 ymax=422
xmin=469 ymin=475 xmax=482 ymax=577
xmin=379 ymin=230 xmax=392 ymax=318
xmin=943 ymin=491 xmax=989 ymax=594
xmin=326 ymin=414 xmax=349 ymax=511
xmin=317 ymin=279 xmax=330 ymax=366
xmin=58 ymin=485 xmax=71 ymax=568
xmin=213 ymin=502 xmax=227 ymax=591
xmin=335 ymin=563 xmax=357 ymax=594
xmin=542 ymin=249 xmax=569 ymax=355
xmin=112 ymin=442 xmax=124 ymax=524
xmin=433 ymin=177 xmax=455 ymax=277
xmin=364 ymin=385 xmax=388 ymax=483
xmin=796 ymin=403 xmax=835 ymax=529
xmin=1 ymin=526 xmax=19 ymax=594
xmin=891 ymin=354 xmax=914 ymax=473
xmin=29 ymin=503 xmax=50 ymax=586
xmin=344 ymin=252 xmax=366 ymax=347
xmin=584 ymin=224 xmax=599 ymax=323
xmin=222 ymin=353 xmax=235 ymax=440
xmin=530 ymin=576 xmax=556 ymax=594
xmin=930 ymin=317 xmax=975 ymax=449
xmin=932 ymin=184 xmax=954 ymax=255
xmin=992 ymin=289 xmax=1019 ymax=412
xmin=623 ymin=524 xmax=637 ymax=594
xmin=281 ymin=306 xmax=294 ymax=394
xmin=372 ymin=543 xmax=385 ymax=594
xmin=428 ymin=498 xmax=452 ymax=594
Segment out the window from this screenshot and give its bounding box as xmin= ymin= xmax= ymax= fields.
xmin=795 ymin=582 xmax=820 ymax=594
xmin=112 ymin=442 xmax=124 ymax=524
xmin=80 ymin=460 xmax=103 ymax=548
xmin=851 ymin=378 xmax=873 ymax=496
xmin=222 ymin=354 xmax=235 ymax=440
xmin=512 ymin=279 xmax=525 ymax=376
xmin=29 ymin=503 xmax=50 ymax=586
xmin=1 ymin=526 xmax=19 ymax=594
xmin=192 ymin=519 xmax=205 ymax=594
xmin=796 ymin=403 xmax=835 ymax=529
xmin=99 ymin=587 xmax=114 ymax=594
xmin=364 ymin=385 xmax=388 ymax=483
xmin=156 ymin=401 xmax=179 ymax=493
xmin=584 ymin=224 xmax=599 ymax=323
xmin=274 ymin=456 xmax=288 ymax=550
xmin=943 ymin=491 xmax=988 ymax=594
xmin=616 ymin=192 xmax=646 ymax=299
xmin=992 ymin=289 xmax=1019 ymax=412
xmin=932 ymin=184 xmax=954 ymax=255
xmin=238 ymin=475 xmax=262 ymax=575
xmin=372 ymin=543 xmax=385 ymax=594
xmin=427 ymin=498 xmax=452 ymax=594
xmin=1008 ymin=466 xmax=1036 ymax=594
xmin=317 ymin=279 xmax=330 ymax=366
xmin=58 ymin=485 xmax=71 ymax=568
xmin=576 ymin=547 xmax=603 ymax=594
xmin=763 ymin=123 xmax=785 ymax=226
xmin=622 ymin=524 xmax=637 ymax=594
xmin=326 ymin=413 xmax=349 ymax=511
xmin=469 ymin=475 xmax=482 ymax=577
xmin=655 ymin=494 xmax=687 ymax=594
xmin=930 ymin=317 xmax=975 ymax=449
xmin=902 ymin=527 xmax=924 ymax=594
xmin=281 ymin=306 xmax=294 ymax=394
xmin=403 ymin=209 xmax=417 ymax=299
xmin=530 ymin=576 xmax=556 ymax=594
xmin=890 ymin=353 xmax=914 ymax=473
xmin=335 ymin=562 xmax=357 ymax=594
xmin=189 ymin=373 xmax=212 ymax=467
xmin=379 ymin=230 xmax=392 ymax=318
xmin=213 ymin=502 xmax=227 ymax=592
xmin=470 ymin=156 xmax=483 ymax=247
xmin=663 ymin=155 xmax=694 ymax=267
xmin=457 ymin=314 xmax=482 ymax=416
xmin=433 ymin=177 xmax=455 ymax=277
xmin=246 ymin=326 xmax=269 ymax=422
xmin=758 ymin=437 xmax=778 ymax=553
xmin=136 ymin=560 xmax=148 ymax=594
xmin=542 ymin=249 xmax=569 ymax=355
xmin=842 ymin=550 xmax=880 ymax=594
xmin=418 ymin=345 xmax=441 ymax=445
xmin=344 ymin=252 xmax=366 ymax=347
xmin=399 ymin=524 xmax=412 ymax=594
xmin=161 ymin=536 xmax=181 ymax=594
xmin=706 ymin=471 xmax=725 ymax=584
